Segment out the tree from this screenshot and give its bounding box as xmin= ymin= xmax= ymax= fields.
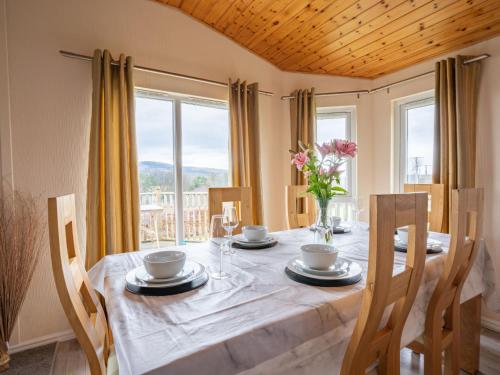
xmin=190 ymin=175 xmax=208 ymax=191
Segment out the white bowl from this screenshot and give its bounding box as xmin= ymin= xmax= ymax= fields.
xmin=330 ymin=216 xmax=342 ymax=228
xmin=397 ymin=227 xmax=428 ymax=244
xmin=143 ymin=251 xmax=186 ymax=279
xmin=397 ymin=227 xmax=409 ymax=244
xmin=242 ymin=225 xmax=268 ymax=241
xmin=301 ymin=244 xmax=338 ymax=270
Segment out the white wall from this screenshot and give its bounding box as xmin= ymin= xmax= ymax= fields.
xmin=1 ymin=0 xmax=498 ymax=350
xmin=0 ymin=0 xmax=373 ymax=348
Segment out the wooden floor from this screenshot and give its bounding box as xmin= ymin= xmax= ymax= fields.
xmin=51 ymin=329 xmax=500 ymax=374
xmin=51 ymin=339 xmax=89 ymax=375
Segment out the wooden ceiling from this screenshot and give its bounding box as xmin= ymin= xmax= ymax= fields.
xmin=156 ymin=0 xmax=500 ymax=78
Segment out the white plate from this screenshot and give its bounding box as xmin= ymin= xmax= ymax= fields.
xmin=131 ymin=261 xmax=204 ymax=287
xmin=135 ymin=260 xmax=197 ymax=284
xmin=233 ymin=234 xmax=273 ymax=244
xmin=287 ymin=256 xmax=362 ymax=280
xmin=293 ymin=258 xmax=347 ymax=277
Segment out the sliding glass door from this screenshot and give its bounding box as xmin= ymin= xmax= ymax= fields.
xmin=181 ymin=101 xmax=229 ymax=242
xmin=135 ymin=90 xmax=230 ymax=248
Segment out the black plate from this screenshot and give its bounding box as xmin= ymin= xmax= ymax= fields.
xmin=310 ymin=225 xmax=351 ymax=234
xmin=126 ymin=272 xmax=209 ymax=296
xmin=232 ymin=240 xmax=278 ymax=250
xmin=332 ymin=227 xmax=351 ymax=234
xmin=394 ymin=244 xmax=444 ymax=254
xmin=285 ymin=266 xmax=362 ymax=287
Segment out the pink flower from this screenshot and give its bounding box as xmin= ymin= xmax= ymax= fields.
xmin=315 ymin=142 xmax=335 ymax=158
xmin=327 ymin=165 xmax=340 ymax=176
xmin=291 ymin=151 xmax=309 ymax=171
xmin=334 ymin=139 xmax=357 ymax=158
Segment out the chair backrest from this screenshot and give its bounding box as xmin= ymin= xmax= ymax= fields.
xmin=48 ymin=194 xmax=110 ymax=375
xmin=285 ymin=185 xmax=315 ymax=229
xmin=425 ymin=188 xmax=483 ymax=341
xmin=208 ymin=187 xmax=253 ymax=234
xmin=404 ymin=183 xmax=445 ymax=232
xmin=341 ymin=193 xmax=428 ymax=374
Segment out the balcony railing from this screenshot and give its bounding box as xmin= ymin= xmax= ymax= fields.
xmin=139 ymin=189 xmax=358 ymax=245
xmin=140 ymin=190 xmax=210 ymax=243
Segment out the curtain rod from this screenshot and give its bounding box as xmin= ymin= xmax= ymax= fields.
xmin=59 ymin=50 xmax=275 ymax=97
xmin=281 ymin=54 xmax=490 ymax=100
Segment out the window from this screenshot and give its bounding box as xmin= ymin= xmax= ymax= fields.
xmin=316 ymin=107 xmax=356 ymax=197
xmin=394 ymin=92 xmax=435 ymax=191
xmin=135 ymin=90 xmax=229 ymax=248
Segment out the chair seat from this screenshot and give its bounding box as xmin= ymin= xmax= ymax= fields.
xmin=107 ymin=345 xmax=119 ymax=375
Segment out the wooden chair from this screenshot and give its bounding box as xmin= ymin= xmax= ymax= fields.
xmin=341 ymin=192 xmax=428 ymax=374
xmin=404 ymin=183 xmax=445 ymax=232
xmin=208 ymin=187 xmax=253 ymax=234
xmin=408 ymin=188 xmax=484 ymax=374
xmin=285 ymin=185 xmax=315 ymax=229
xmin=48 ymin=194 xmax=118 ymax=375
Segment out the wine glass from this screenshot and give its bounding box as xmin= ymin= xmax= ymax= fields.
xmin=209 ymin=214 xmax=230 ymax=280
xmin=351 ymin=196 xmax=365 ymax=230
xmin=209 ymin=214 xmax=225 ymax=245
xmin=223 ymin=205 xmax=239 ymax=239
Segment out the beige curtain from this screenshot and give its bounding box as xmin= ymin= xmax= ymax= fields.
xmin=290 ymin=88 xmax=316 ymax=185
xmin=228 ymin=79 xmax=263 ymax=225
xmin=433 ymin=55 xmax=481 ymax=232
xmin=86 ymin=49 xmax=140 ymax=269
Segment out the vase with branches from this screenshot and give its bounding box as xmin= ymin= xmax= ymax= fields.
xmin=0 ymin=190 xmax=44 ymax=371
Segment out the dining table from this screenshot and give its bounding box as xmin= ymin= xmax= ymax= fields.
xmin=88 ymin=224 xmax=498 ymax=375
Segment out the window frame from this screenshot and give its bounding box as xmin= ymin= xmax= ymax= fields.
xmin=315 ymin=106 xmax=357 ymax=200
xmin=393 ymin=91 xmax=435 ymax=192
xmin=135 ymin=88 xmax=229 ymax=245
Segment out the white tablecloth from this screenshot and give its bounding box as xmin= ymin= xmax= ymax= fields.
xmin=88 ymin=226 xmax=498 ymax=375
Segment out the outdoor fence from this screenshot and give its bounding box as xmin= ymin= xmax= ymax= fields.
xmin=140 ymin=188 xmax=359 ymax=244
xmin=140 ymin=189 xmax=209 ymax=243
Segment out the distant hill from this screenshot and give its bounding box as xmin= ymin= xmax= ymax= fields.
xmin=139 ymin=161 xmax=228 ymax=192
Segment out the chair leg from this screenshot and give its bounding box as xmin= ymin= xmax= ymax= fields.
xmin=444 ymin=336 xmax=460 ymax=375
xmin=460 ymin=296 xmax=481 ymax=374
xmin=378 ymin=353 xmax=388 ymax=375
xmin=424 ymin=339 xmax=443 ymax=375
xmin=380 ymin=344 xmax=401 ymax=375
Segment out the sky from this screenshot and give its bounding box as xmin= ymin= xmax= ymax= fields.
xmin=316 ymin=116 xmax=349 ymax=188
xmin=406 ymin=104 xmax=435 ymax=177
xmin=135 ymin=96 xmax=229 ymax=170
xmin=135 ymin=95 xmax=434 ymax=178
xmin=316 ymin=116 xmax=347 ymax=144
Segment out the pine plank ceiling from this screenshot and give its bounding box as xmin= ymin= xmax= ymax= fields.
xmin=156 ymin=0 xmax=500 ymax=79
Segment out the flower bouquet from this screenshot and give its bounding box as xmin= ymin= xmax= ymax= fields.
xmin=290 ymin=139 xmax=358 ymax=243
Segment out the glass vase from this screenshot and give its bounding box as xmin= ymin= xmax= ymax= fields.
xmin=314 ymin=197 xmax=333 ymax=244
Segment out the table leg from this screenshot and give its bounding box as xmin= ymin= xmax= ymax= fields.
xmin=460 ymin=295 xmax=481 ymax=374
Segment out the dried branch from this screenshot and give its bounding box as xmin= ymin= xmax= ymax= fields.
xmin=0 ymin=190 xmax=45 ymax=350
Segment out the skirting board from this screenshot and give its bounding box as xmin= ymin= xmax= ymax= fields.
xmin=482 ymin=316 xmax=500 ymax=333
xmin=8 ymin=329 xmax=75 ymax=354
